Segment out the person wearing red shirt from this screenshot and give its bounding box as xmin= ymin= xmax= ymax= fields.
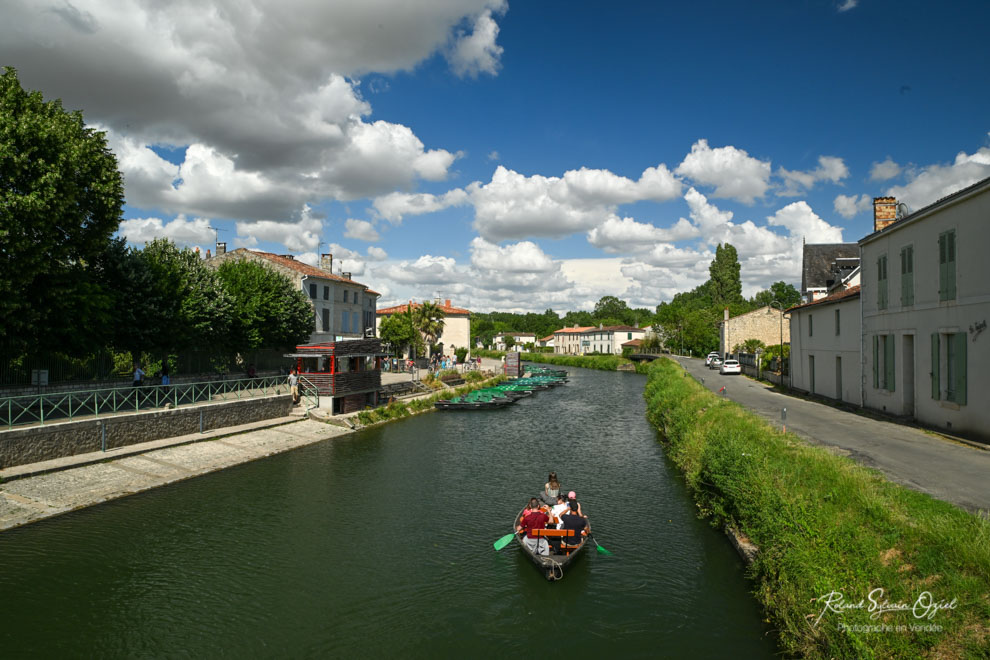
xmin=516 ymin=497 xmax=550 ymax=556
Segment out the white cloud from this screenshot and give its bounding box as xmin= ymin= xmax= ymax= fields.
xmin=838 ymin=0 xmax=858 ymax=11
xmin=235 ymin=207 xmax=323 ymax=253
xmin=887 ymin=147 xmax=990 ymax=210
xmin=675 ymin=139 xmax=771 ymax=204
xmin=587 ymin=216 xmax=699 ymax=253
xmin=366 ymin=246 xmax=388 ymax=261
xmin=778 ymin=155 xmax=849 ymax=196
xmin=372 ymin=189 xmax=470 ymax=223
xmin=767 ymin=201 xmax=843 ymax=243
xmin=487 ymin=150 xmax=500 ymax=161
xmin=870 ymin=158 xmax=902 ymax=181
xmin=344 ymin=219 xmax=380 ymax=241
xmin=834 ymin=193 xmax=872 ymax=219
xmin=447 ymin=3 xmax=507 ymax=78
xmin=469 ymin=237 xmax=555 ymax=272
xmin=470 ymin=164 xmax=682 ymax=241
xmin=118 ymin=215 xmax=214 ymax=247
xmin=378 ymin=255 xmax=465 ymax=285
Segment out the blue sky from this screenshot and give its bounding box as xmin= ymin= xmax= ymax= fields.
xmin=4 ymin=0 xmax=989 ymax=312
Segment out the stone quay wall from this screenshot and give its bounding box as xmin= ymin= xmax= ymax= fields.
xmin=0 ymin=395 xmax=293 ymax=469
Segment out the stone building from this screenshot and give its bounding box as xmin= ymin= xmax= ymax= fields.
xmin=719 ymin=306 xmax=791 ymax=357
xmin=207 ymin=246 xmax=379 ymax=345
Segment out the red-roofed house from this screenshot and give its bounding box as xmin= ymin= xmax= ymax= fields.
xmin=208 ymin=246 xmax=379 ymax=345
xmin=578 ymin=325 xmax=647 ymax=354
xmin=376 ymin=299 xmax=471 ymax=359
xmin=553 ymin=326 xmax=594 ymax=355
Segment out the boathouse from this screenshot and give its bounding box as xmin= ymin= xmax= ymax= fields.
xmin=286 ymin=338 xmax=388 ymax=414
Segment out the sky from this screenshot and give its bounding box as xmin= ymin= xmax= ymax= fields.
xmin=4 ymin=0 xmax=989 ymax=313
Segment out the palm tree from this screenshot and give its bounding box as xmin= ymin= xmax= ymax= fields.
xmin=414 ymin=301 xmax=446 ymax=358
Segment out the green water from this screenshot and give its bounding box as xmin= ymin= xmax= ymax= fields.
xmin=0 ymin=368 xmax=776 ymax=658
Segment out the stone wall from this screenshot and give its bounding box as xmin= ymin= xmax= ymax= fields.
xmin=721 ymin=307 xmax=791 ymax=355
xmin=0 ymin=395 xmax=293 ymax=469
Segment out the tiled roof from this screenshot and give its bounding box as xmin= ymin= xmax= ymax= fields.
xmin=579 ymin=325 xmax=644 ymax=334
xmin=554 ymin=326 xmax=594 ymax=334
xmin=622 ymin=339 xmax=643 ymax=347
xmin=539 ymin=334 xmax=554 ymax=342
xmin=787 ymin=285 xmax=861 ymax=313
xmin=801 ymin=243 xmax=859 ymax=294
xmin=227 ymin=249 xmax=370 ymax=288
xmin=377 ymin=302 xmax=471 ymax=315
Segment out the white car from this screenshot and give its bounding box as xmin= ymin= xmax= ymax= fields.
xmin=705 ymin=352 xmax=720 ymax=366
xmin=720 ymin=359 xmax=741 ymax=375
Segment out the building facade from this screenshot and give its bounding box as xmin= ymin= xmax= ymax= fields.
xmin=859 ymin=180 xmax=989 ymax=440
xmin=375 ymin=299 xmax=471 ymax=359
xmin=553 ymin=326 xmax=593 ymax=354
xmin=493 ymin=332 xmax=536 ymax=350
xmin=719 ymin=306 xmax=791 ymax=357
xmin=578 ymin=325 xmax=646 ymax=354
xmin=207 ymin=247 xmax=379 ymax=345
xmin=787 ymin=287 xmax=862 ymax=404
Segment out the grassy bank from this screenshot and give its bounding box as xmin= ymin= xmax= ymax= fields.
xmin=643 ymin=358 xmax=989 ymax=658
xmin=354 ymin=373 xmax=504 ymax=426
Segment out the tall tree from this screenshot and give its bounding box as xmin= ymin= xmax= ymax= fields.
xmin=708 ymin=243 xmax=744 ymax=309
xmin=414 ymin=301 xmax=446 ymax=356
xmin=0 ymin=67 xmax=124 ymax=356
xmin=215 ymin=260 xmax=314 ymax=349
xmin=378 ymin=312 xmax=421 ymax=358
xmin=751 ymin=281 xmax=802 ymax=309
xmin=593 ymin=295 xmax=633 ymax=324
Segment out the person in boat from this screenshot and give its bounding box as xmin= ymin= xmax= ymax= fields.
xmin=566 ymin=490 xmax=584 ymax=517
xmin=516 ymin=497 xmax=550 ymax=556
xmin=559 ymin=500 xmax=587 ymax=552
xmin=542 ymin=471 xmax=561 ymax=505
xmin=549 ymin=493 xmax=569 ymax=529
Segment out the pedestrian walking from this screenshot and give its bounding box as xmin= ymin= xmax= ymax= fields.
xmin=288 ymin=368 xmax=300 ymax=404
xmin=133 ymin=363 xmax=145 ymax=387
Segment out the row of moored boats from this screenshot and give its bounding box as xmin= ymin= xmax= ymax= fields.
xmin=434 ymin=367 xmax=568 ymax=410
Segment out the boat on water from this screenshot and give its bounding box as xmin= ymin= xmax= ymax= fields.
xmin=512 ymin=507 xmax=590 ymax=581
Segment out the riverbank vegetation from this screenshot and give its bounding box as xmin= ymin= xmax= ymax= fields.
xmin=354 ymin=374 xmax=504 ymax=426
xmin=473 ymin=349 xmax=647 ymax=373
xmin=643 ymin=357 xmax=990 ymax=659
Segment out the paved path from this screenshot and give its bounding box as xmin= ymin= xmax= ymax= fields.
xmin=672 ymin=357 xmax=990 ymax=513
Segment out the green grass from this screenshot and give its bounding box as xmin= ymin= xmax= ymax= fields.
xmin=353 ymin=375 xmax=506 ymax=426
xmin=518 ymin=352 xmax=636 ymax=372
xmin=643 ymin=358 xmax=990 ymax=659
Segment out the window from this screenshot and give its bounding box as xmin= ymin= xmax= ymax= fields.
xmin=877 ymin=254 xmax=888 ymax=310
xmin=322 ymin=308 xmax=330 ymax=332
xmin=835 ymin=308 xmax=840 ymax=336
xmin=627 ymin=332 xmax=632 ymax=340
xmin=343 ymin=290 xmax=349 ymax=303
xmin=809 ymin=314 xmax=813 ymax=337
xmin=900 ymin=245 xmax=914 ymax=306
xmin=938 ymin=230 xmax=956 ymax=301
xmin=872 ymin=334 xmax=895 ymax=391
xmin=932 ymin=333 xmax=967 ymax=404
xmin=309 ymin=283 xmax=317 ymax=298
xmin=323 ymin=285 xmax=329 ymax=300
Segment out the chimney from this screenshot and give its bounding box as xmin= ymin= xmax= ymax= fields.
xmin=342 ymin=272 xmax=351 ymax=280
xmin=445 ymin=299 xmax=451 ymax=308
xmin=280 ymin=254 xmax=294 ymax=260
xmin=873 ymin=197 xmax=897 ymax=232
xmin=216 ymin=242 xmax=226 ymax=255
xmin=206 ymin=249 xmax=211 ymax=259
xmin=320 ymin=253 xmax=333 ymax=272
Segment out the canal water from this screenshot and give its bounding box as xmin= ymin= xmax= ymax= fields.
xmin=0 ymin=368 xmax=776 ymax=657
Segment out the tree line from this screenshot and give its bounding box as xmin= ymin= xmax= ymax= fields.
xmin=1 ymin=68 xmax=314 ymax=375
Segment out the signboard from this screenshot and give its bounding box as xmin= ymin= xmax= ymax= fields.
xmin=31 ymin=369 xmax=49 ymax=386
xmin=504 ymin=351 xmax=522 ymax=378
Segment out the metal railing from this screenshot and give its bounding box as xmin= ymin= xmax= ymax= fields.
xmin=298 ymin=376 xmax=319 ymax=410
xmin=2 ymin=376 xmax=293 ymax=430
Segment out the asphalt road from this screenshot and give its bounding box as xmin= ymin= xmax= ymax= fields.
xmin=672 ymin=356 xmax=990 ymax=514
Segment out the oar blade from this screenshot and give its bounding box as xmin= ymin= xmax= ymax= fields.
xmin=493 ymin=533 xmax=516 ymax=551
xmin=595 ymin=543 xmax=613 ymax=556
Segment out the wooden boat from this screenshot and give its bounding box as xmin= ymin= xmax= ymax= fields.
xmin=513 ymin=507 xmax=590 ymax=581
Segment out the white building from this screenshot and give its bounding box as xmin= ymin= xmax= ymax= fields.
xmin=375 ymin=299 xmax=471 ymax=359
xmin=553 ymin=326 xmax=593 ymax=354
xmin=537 ymin=334 xmax=554 ymax=349
xmin=859 ymin=181 xmax=989 ymax=441
xmin=208 ymin=247 xmax=379 ymax=345
xmin=787 ymin=286 xmax=862 ymax=404
xmin=577 ymin=325 xmax=647 ymax=355
xmin=493 ymin=332 xmax=537 ymax=350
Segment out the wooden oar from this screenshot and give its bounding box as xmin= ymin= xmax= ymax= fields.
xmin=493 ymin=533 xmax=516 ymax=551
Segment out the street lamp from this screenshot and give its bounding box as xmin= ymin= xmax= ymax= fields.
xmin=768 ymin=301 xmax=787 ymax=383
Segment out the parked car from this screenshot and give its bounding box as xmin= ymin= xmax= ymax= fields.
xmin=709 ymin=356 xmax=722 ymax=369
xmin=705 ymin=352 xmax=720 ymax=366
xmin=720 ymin=359 xmax=741 ymax=375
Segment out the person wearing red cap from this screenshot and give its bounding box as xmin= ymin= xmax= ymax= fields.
xmin=516 ymin=497 xmax=550 ymax=556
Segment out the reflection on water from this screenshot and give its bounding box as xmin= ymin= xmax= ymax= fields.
xmin=0 ymin=368 xmax=776 ymax=657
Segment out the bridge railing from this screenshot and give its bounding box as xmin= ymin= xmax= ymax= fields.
xmin=2 ymin=376 xmax=292 ymax=430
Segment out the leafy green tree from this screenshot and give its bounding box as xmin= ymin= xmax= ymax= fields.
xmin=215 ymin=260 xmax=314 ymax=349
xmin=593 ymin=295 xmax=634 ymax=324
xmin=140 ymin=239 xmax=232 ymax=355
xmin=0 ymin=67 xmax=124 ymax=356
xmin=709 ymin=243 xmax=744 ymax=310
xmin=414 ymin=301 xmax=446 ymax=357
xmin=379 ymin=310 xmax=422 ymax=358
xmin=751 ymin=281 xmax=801 ymax=309
xmin=503 ymin=335 xmax=516 ymax=349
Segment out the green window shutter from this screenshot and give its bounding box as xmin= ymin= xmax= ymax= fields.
xmin=931 ymin=333 xmax=940 ymax=400
xmin=952 ymin=333 xmax=967 ymax=405
xmin=946 ymin=231 xmax=956 ymax=301
xmin=884 ymin=335 xmax=895 ymax=392
xmin=873 ymin=335 xmax=879 ymax=389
